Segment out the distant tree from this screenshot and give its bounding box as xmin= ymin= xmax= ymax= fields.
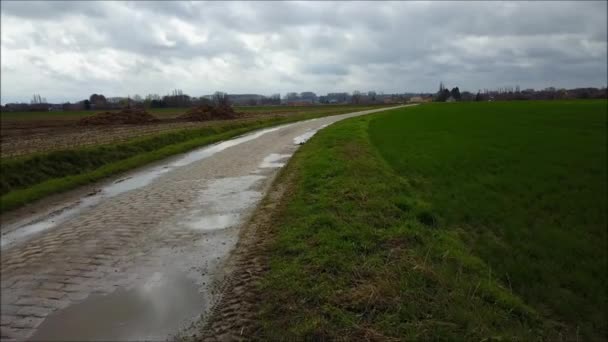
xmin=269 ymin=93 xmax=281 ymax=105
xmin=460 ymin=91 xmax=474 ymax=101
xmin=150 ymin=99 xmax=166 ymax=108
xmin=450 ymin=87 xmax=461 ymax=101
xmin=145 ymin=94 xmax=161 ymax=101
xmin=435 ymin=82 xmax=451 ymax=102
xmin=83 ymin=99 xmax=91 ymax=110
xmin=475 ymin=91 xmax=483 ymax=102
xmin=368 ymin=91 xmax=377 ymax=102
xmin=352 ymin=90 xmax=362 ymax=104
xmin=30 ymin=94 xmax=47 ymax=104
xmin=89 ymin=94 xmax=108 ymax=109
xmin=213 ymin=91 xmax=230 ymax=107
xmin=162 ymin=89 xmax=191 ymax=107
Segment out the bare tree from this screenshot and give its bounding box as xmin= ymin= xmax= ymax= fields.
xmin=213 ymin=91 xmax=230 ymax=107
xmin=352 ymin=90 xmax=361 ymax=104
xmin=30 ymin=94 xmax=46 ymax=104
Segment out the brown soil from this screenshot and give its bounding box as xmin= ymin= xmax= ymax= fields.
xmin=0 ymin=113 xmax=293 ymax=159
xmin=186 ymin=170 xmax=295 ymax=341
xmin=78 ymin=108 xmax=159 ymax=125
xmin=178 ymin=105 xmax=239 ymax=122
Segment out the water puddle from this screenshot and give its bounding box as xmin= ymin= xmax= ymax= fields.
xmin=169 ymin=126 xmax=284 ymax=167
xmin=1 ymin=196 xmax=99 ymax=249
xmin=30 ymin=271 xmax=204 ymax=341
xmin=182 ymin=175 xmax=265 ymax=231
xmin=102 ymin=168 xmax=171 ymax=197
xmin=259 ymin=153 xmax=291 ymax=168
xmin=293 ymin=124 xmax=329 ymax=144
xmin=186 ymin=213 xmax=241 ymax=230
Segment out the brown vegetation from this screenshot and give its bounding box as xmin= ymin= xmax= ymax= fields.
xmin=78 ymin=108 xmax=158 ymax=125
xmin=178 ymin=104 xmax=239 ymax=121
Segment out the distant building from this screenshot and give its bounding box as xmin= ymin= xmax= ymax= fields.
xmin=287 ymin=101 xmax=314 ymax=106
xmin=325 ymin=92 xmax=350 ymax=104
xmin=227 ymin=94 xmax=264 ymax=106
xmin=48 ymin=104 xmax=63 ymax=111
xmin=299 ymin=92 xmax=317 ymax=103
xmin=408 ymin=96 xmax=432 ymax=103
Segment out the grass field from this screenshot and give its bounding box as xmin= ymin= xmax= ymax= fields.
xmin=256 ymin=100 xmax=607 ymax=340
xmin=0 ymin=105 xmax=390 ymax=213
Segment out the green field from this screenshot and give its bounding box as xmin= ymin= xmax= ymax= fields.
xmin=257 ymin=100 xmax=607 ymax=340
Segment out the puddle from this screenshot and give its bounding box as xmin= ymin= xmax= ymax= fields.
xmin=102 ymin=168 xmax=170 ymax=197
xmin=293 ymin=124 xmax=329 ymax=144
xmin=186 ymin=213 xmax=241 ymax=230
xmin=30 ymin=271 xmax=204 ymax=341
xmin=169 ymin=125 xmax=284 ymax=167
xmin=1 ymin=126 xmax=288 ymax=250
xmin=1 ymin=196 xmax=99 ymax=249
xmin=259 ymin=153 xmax=291 ymax=168
xmin=1 ymin=221 xmax=54 ymax=247
xmin=182 ymin=175 xmax=265 ymax=231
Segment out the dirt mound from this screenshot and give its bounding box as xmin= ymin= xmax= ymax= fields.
xmin=178 ymin=104 xmax=239 ymax=121
xmin=79 ymin=108 xmax=158 ymax=125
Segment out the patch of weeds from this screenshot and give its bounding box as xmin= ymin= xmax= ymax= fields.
xmin=416 ymin=210 xmax=439 ymax=228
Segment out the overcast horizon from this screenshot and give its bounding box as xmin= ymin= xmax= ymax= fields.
xmin=1 ymin=1 xmax=607 ymax=104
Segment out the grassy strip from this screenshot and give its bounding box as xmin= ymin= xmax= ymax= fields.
xmin=0 ymin=107 xmax=382 ymax=213
xmin=257 ymin=111 xmax=550 ymax=340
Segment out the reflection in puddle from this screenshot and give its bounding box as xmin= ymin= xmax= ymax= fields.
xmin=293 ymin=124 xmax=329 ymax=145
xmin=260 ymin=153 xmax=291 ymax=168
xmin=170 ymin=126 xmax=284 ymax=167
xmin=1 ymin=196 xmax=99 ymax=249
xmin=183 ymin=175 xmax=265 ymax=231
xmin=187 ymin=213 xmax=241 ymax=230
xmin=102 ymin=168 xmax=170 ymax=197
xmin=30 ymin=272 xmax=204 ymax=341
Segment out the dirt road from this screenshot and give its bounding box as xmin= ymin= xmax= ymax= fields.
xmin=0 ymin=105 xmax=405 ymax=341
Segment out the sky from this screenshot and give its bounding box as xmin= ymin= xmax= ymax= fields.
xmin=1 ymin=1 xmax=606 ymax=104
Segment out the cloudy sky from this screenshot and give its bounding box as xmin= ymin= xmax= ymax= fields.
xmin=1 ymin=1 xmax=606 ymax=104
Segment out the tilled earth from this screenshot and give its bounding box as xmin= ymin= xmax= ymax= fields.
xmin=0 ymin=114 xmax=284 ymax=158
xmin=0 ymin=106 xmax=404 ymax=341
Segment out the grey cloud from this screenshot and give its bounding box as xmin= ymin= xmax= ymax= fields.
xmin=303 ymin=64 xmax=349 ymax=76
xmin=1 ymin=1 xmax=606 ymax=104
xmin=0 ymin=1 xmax=111 ymax=19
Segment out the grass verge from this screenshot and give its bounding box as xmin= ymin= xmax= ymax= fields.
xmin=0 ymin=106 xmax=385 ymax=213
xmin=256 ymin=100 xmax=606 ymax=340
